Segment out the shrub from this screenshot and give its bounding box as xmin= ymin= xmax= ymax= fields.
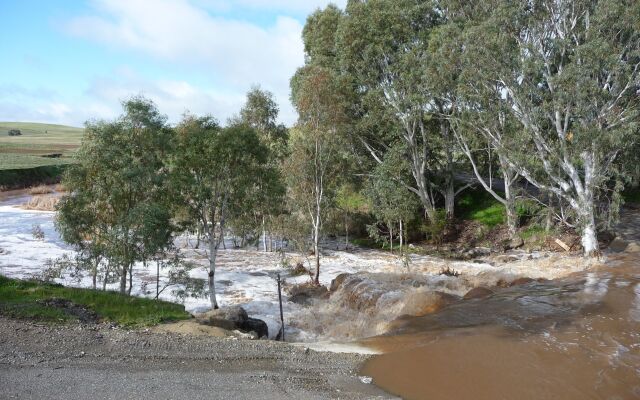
xmin=421 ymin=209 xmax=448 ymax=244
xmin=31 ymin=224 xmax=45 ymax=240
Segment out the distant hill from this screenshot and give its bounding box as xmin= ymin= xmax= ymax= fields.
xmin=0 ymin=122 xmax=84 ymax=170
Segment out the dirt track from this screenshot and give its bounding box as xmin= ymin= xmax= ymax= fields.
xmin=0 ymin=317 xmax=391 ymax=400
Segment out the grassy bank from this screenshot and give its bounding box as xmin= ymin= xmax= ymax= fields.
xmin=0 ymin=275 xmax=191 ymax=327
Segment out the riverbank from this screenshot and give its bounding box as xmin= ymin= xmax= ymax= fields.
xmin=0 ymin=316 xmax=390 ymax=399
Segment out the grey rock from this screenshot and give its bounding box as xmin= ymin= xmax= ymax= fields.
xmin=625 ymin=241 xmax=640 ymax=253
xmin=195 ymin=306 xmax=248 ymax=330
xmin=506 ymin=237 xmax=524 ymax=250
xmin=240 ymin=317 xmax=268 ymax=339
xmin=463 ymin=287 xmax=494 ymax=300
xmin=608 ymin=237 xmax=629 ymax=252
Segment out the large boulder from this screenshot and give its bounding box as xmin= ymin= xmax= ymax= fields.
xmin=195 ymin=306 xmax=269 ymax=339
xmin=459 ymin=247 xmax=491 ymax=260
xmin=240 ymin=317 xmax=269 ymax=339
xmin=195 ymin=305 xmax=247 ymax=330
xmin=504 ymin=237 xmax=524 ymax=250
xmin=509 ymin=277 xmax=535 ymax=287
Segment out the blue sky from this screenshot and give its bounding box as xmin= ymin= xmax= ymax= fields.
xmin=0 ymin=0 xmax=346 ymax=127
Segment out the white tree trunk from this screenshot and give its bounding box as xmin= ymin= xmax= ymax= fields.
xmin=399 ymin=219 xmax=404 ymax=253
xmin=262 ymin=217 xmax=267 ymax=252
xmin=581 ymin=210 xmax=598 ymax=256
xmin=208 ymin=230 xmax=219 ymax=309
xmin=313 ymin=221 xmax=320 ymax=285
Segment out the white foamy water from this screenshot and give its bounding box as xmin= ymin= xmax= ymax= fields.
xmin=0 ymin=195 xmax=591 ymax=342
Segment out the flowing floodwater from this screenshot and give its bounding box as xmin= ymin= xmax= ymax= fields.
xmin=360 ymin=253 xmax=640 ymax=399
xmin=4 ymin=189 xmax=639 ymax=398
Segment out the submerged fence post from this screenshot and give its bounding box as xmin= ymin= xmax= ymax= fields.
xmin=277 ymin=273 xmax=285 ymax=341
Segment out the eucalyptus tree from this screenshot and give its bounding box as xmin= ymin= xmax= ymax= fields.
xmin=337 ymin=0 xmax=474 ymax=221
xmin=335 ymin=183 xmax=367 ymax=250
xmin=288 ymin=63 xmax=345 ymax=285
xmin=473 ymin=0 xmax=640 ymax=255
xmin=57 ymin=97 xmax=175 ymax=294
xmin=233 ymin=87 xmax=287 ymax=251
xmin=239 ymin=86 xmax=289 ymax=160
xmin=172 ymin=116 xmax=273 ymax=308
xmin=56 ymin=179 xmax=106 ymax=290
xmin=286 ymin=5 xmax=350 ymax=284
xmin=446 ymin=18 xmax=523 ymax=235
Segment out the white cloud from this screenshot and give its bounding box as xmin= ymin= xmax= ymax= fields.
xmin=84 ymin=69 xmax=246 ymax=124
xmin=0 ymin=69 xmax=248 ymax=127
xmin=195 ymin=0 xmax=347 ymax=14
xmin=2 ymin=0 xmax=343 ymax=126
xmin=63 ymin=0 xmax=324 ymax=124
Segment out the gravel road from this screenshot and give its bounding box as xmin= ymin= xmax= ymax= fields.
xmin=0 ymin=317 xmax=392 ymax=399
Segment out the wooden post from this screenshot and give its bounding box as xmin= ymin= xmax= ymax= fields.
xmin=277 ymin=273 xmax=285 ymax=341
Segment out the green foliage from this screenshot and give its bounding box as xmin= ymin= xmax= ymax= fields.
xmin=364 ymin=144 xmax=420 ymax=225
xmin=57 ymin=96 xmax=177 ymax=294
xmin=519 ymin=225 xmax=547 ymax=240
xmin=0 ymin=153 xmax=73 ymax=170
xmin=336 ymin=184 xmax=367 ymax=214
xmin=420 ymin=209 xmax=448 ymax=244
xmin=515 ymin=199 xmax=544 ymax=222
xmin=457 ymin=190 xmax=505 ymax=227
xmin=0 ymin=275 xmax=190 ymax=327
xmin=172 ymin=117 xmax=273 ymax=235
xmin=236 ymin=86 xmax=289 ymax=160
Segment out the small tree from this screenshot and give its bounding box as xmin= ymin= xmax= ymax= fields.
xmin=335 ymin=184 xmax=367 ymax=250
xmin=172 ymin=116 xmax=273 ymax=309
xmin=57 ymin=96 xmax=175 ymax=294
xmin=288 ymin=64 xmax=345 ymax=285
xmin=365 ymin=145 xmax=420 ymax=253
xmin=231 ymin=87 xmax=287 ymax=252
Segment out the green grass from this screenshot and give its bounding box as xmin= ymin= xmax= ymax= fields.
xmin=519 ymin=225 xmax=547 ymax=240
xmin=0 ymin=275 xmax=191 ymax=327
xmin=456 ymin=190 xmax=505 ymax=227
xmin=0 ymin=122 xmax=83 ymax=170
xmin=0 ymin=154 xmax=74 ymax=169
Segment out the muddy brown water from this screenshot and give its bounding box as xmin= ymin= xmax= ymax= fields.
xmin=360 ymin=253 xmax=640 ymax=399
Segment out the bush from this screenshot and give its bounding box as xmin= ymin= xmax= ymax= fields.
xmin=7 ymin=129 xmax=21 ymax=136
xmin=31 ymin=224 xmax=45 ymax=240
xmin=421 ymin=209 xmax=448 ymax=244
